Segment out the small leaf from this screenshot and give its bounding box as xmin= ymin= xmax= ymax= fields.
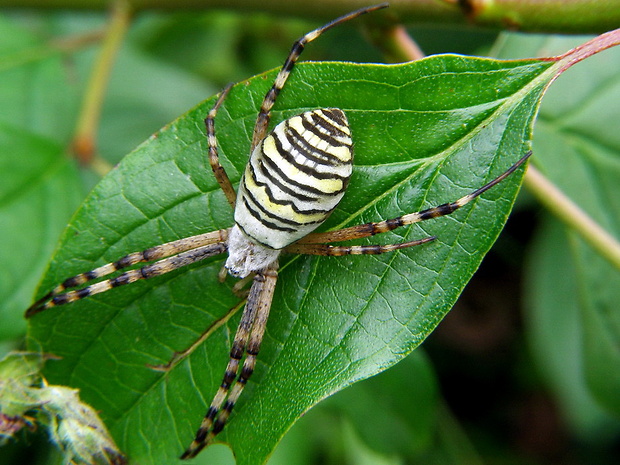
xmin=28 ymin=48 xmax=568 ymax=464
xmin=0 ymin=351 xmax=126 ymax=464
xmin=40 ymin=386 xmax=127 ymax=465
xmin=0 ymin=352 xmax=47 ymax=417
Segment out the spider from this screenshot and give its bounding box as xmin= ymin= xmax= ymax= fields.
xmin=26 ymin=2 xmax=531 ymax=460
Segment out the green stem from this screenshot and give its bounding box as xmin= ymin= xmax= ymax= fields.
xmin=525 ymin=165 xmax=620 ymax=271
xmin=372 ymin=23 xmax=425 ymax=63
xmin=464 ymin=0 xmax=620 ymax=33
xmin=0 ymin=0 xmax=617 ymax=34
xmin=71 ymin=0 xmax=131 ymax=173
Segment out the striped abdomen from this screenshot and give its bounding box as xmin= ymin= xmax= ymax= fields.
xmin=234 ymin=108 xmax=353 ymax=249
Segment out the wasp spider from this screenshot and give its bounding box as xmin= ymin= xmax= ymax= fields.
xmin=26 ymin=2 xmax=531 ymax=459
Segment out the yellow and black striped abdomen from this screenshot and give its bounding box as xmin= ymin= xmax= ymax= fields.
xmin=234 ymin=108 xmax=353 ymax=249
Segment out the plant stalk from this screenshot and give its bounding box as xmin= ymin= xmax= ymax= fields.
xmin=524 ymin=165 xmax=620 ymax=271
xmin=71 ymin=0 xmax=131 ymax=173
xmin=0 ymin=0 xmax=618 ymax=34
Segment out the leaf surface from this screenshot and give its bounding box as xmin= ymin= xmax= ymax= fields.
xmin=27 ymin=54 xmax=554 ymax=464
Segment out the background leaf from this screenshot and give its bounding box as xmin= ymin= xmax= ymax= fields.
xmin=0 ymin=124 xmax=82 ymax=340
xmin=497 ymin=34 xmax=620 ymax=422
xmin=27 ymin=54 xmax=549 ymax=464
xmin=0 ymin=16 xmax=85 ymax=339
xmin=525 ymin=218 xmax=619 ymax=442
xmin=0 ymin=13 xmax=216 ymax=341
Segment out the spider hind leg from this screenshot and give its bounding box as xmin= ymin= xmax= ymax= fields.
xmin=181 ymin=263 xmax=278 ymax=459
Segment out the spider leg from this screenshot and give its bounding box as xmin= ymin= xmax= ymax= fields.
xmin=250 ymin=3 xmax=389 ymax=151
xmin=181 ymin=262 xmax=279 ymax=460
xmin=206 ymin=84 xmax=237 ymax=208
xmin=286 ymin=236 xmax=437 ymax=256
xmin=25 ymin=237 xmax=229 ymax=318
xmin=231 ymin=273 xmax=254 ymax=298
xmin=299 ymin=151 xmax=532 ymax=245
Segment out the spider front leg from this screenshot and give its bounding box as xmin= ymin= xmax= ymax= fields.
xmin=181 ymin=261 xmax=279 ymax=460
xmin=206 ymin=84 xmax=237 ymax=209
xmin=250 ymin=3 xmax=389 ymax=150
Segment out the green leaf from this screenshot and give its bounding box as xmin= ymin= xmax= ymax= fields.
xmin=0 ymin=19 xmax=85 ymax=335
xmin=0 ymin=16 xmax=77 ymax=142
xmin=499 ymin=33 xmax=620 ymax=419
xmin=0 ymin=124 xmax=83 ymax=340
xmin=322 ymin=350 xmax=438 ymax=459
xmin=0 ymin=351 xmax=126 ymax=464
xmin=535 ymin=42 xmax=620 ymax=418
xmin=575 ymin=235 xmax=620 ymax=417
xmin=27 ymin=54 xmax=551 ymax=465
xmin=524 ymin=218 xmax=620 ymax=442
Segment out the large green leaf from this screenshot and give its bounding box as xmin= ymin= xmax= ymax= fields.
xmin=0 ymin=16 xmax=76 ymax=142
xmin=27 ymin=54 xmax=552 ymax=465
